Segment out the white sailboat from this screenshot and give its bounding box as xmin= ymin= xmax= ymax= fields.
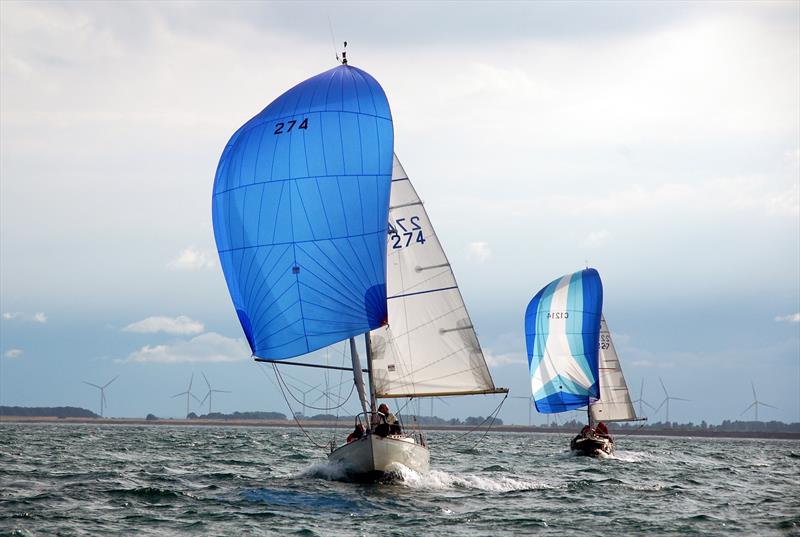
xmin=329 ymin=155 xmax=507 ymax=478
xmin=212 ymin=55 xmax=505 ymax=481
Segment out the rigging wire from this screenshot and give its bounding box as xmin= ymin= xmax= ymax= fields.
xmin=446 ymin=393 xmax=509 ymax=449
xmin=265 ymin=363 xmax=329 ymax=451
xmin=466 ymin=394 xmax=508 ymax=451
xmin=273 ymin=363 xmax=355 ymax=412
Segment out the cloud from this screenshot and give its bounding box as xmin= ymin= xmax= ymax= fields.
xmin=785 ymin=148 xmax=800 ymax=168
xmin=584 ymin=230 xmax=610 ymax=248
xmin=119 ymin=332 xmax=249 ymax=363
xmin=630 ymin=359 xmax=676 ymax=369
xmin=123 ymin=315 xmax=205 ymax=335
xmin=4 ymin=349 xmax=23 ymax=358
xmin=465 ymin=241 xmax=492 ymax=263
xmin=167 ymin=247 xmax=216 ymax=271
xmin=774 ymin=313 xmax=800 ymax=323
xmin=483 ymin=350 xmax=521 ymax=368
xmin=2 ymin=311 xmax=47 ymax=323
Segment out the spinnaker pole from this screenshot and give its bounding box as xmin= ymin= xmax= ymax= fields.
xmin=349 ymin=337 xmax=370 ymax=420
xmin=364 ymin=332 xmax=378 ymax=414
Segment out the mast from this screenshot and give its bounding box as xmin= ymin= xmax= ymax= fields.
xmin=349 ymin=337 xmax=370 ymax=420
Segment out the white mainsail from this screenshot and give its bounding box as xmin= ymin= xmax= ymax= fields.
xmin=589 ymin=316 xmax=638 ymax=422
xmin=369 ymin=156 xmax=502 ymax=398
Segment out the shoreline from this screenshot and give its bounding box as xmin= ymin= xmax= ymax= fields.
xmin=2 ymin=416 xmax=798 ymax=440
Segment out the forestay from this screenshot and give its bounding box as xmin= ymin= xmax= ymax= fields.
xmin=525 ymin=268 xmax=603 ymax=413
xmin=589 ymin=316 xmax=638 ymax=422
xmin=212 ymin=65 xmax=394 ymax=360
xmin=369 ymin=156 xmax=501 ymax=398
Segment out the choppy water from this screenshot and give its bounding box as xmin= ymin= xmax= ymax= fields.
xmin=1 ymin=424 xmax=798 ymax=536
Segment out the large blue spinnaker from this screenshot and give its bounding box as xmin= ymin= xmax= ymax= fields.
xmin=524 ymin=269 xmax=603 ymax=413
xmin=212 ymin=65 xmax=394 ymax=360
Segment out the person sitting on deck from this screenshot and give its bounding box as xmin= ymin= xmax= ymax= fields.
xmin=595 ymin=421 xmax=610 ymax=438
xmin=374 ymin=403 xmax=402 ymax=437
xmin=347 ymin=423 xmax=365 ymax=443
xmin=580 ymin=425 xmax=592 ymax=438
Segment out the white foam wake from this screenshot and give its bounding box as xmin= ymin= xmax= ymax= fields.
xmin=388 ymin=463 xmax=550 ymax=492
xmin=295 ymin=460 xmax=350 ymax=481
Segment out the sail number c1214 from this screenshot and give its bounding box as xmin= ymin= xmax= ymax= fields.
xmin=388 ymin=216 xmax=425 ymax=249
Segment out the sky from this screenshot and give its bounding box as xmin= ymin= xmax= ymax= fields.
xmin=1 ymin=1 xmax=798 ymax=426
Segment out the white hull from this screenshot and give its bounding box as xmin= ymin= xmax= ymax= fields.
xmin=328 ymin=434 xmax=429 ymax=479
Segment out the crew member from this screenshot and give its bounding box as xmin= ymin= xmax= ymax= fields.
xmin=375 ymin=403 xmax=401 ymax=436
xmin=347 ymin=423 xmax=365 ymax=443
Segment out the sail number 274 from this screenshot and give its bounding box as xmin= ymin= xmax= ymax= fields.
xmin=388 ymin=216 xmax=425 ymax=249
xmin=274 ymin=118 xmax=309 ymax=134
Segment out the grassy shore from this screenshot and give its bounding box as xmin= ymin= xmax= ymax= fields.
xmin=2 ymin=415 xmax=798 ymax=440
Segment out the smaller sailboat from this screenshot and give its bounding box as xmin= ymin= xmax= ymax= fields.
xmin=524 ymin=268 xmax=641 ymax=457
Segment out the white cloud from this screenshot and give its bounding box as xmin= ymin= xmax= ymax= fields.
xmin=4 ymin=349 xmax=23 ymax=358
xmin=2 ymin=311 xmax=46 ymax=323
xmin=123 ymin=315 xmax=205 ymax=335
xmin=584 ymin=230 xmax=610 ymax=248
xmin=483 ymin=350 xmax=521 ymax=368
xmin=785 ymin=148 xmax=800 ymax=168
xmin=774 ymin=313 xmax=800 ymax=323
xmin=119 ymin=332 xmax=249 ymax=363
xmin=167 ymin=247 xmax=216 ymax=271
xmin=465 ymin=241 xmax=491 ymax=263
xmin=630 ymin=359 xmax=676 ymax=369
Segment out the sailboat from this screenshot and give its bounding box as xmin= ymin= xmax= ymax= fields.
xmin=524 ymin=268 xmax=640 ymax=457
xmin=212 ymin=56 xmax=506 ymax=480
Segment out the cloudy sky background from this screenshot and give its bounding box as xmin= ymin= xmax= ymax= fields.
xmin=1 ymin=1 xmax=798 ymax=425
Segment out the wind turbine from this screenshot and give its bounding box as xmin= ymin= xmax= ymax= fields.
xmin=172 ymin=373 xmax=201 ymax=418
xmin=83 ymin=375 xmax=118 ymax=418
xmin=632 ymin=379 xmax=656 ymax=418
xmin=199 ymin=372 xmax=231 ymax=415
xmin=429 ymin=396 xmax=450 ymax=420
xmin=654 ymin=377 xmax=690 ymax=423
xmin=510 ymin=395 xmax=534 ymax=426
xmin=740 ymin=382 xmax=777 ymax=421
xmin=299 ymin=383 xmax=322 ymax=417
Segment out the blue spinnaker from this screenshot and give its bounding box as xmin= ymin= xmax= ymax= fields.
xmin=212 ymin=65 xmax=393 ymax=360
xmin=524 ymin=268 xmax=603 ymax=413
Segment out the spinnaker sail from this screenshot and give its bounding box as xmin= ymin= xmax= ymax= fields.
xmin=524 ymin=268 xmax=603 ymax=413
xmin=212 ymin=65 xmax=394 ymax=360
xmin=589 ymin=316 xmax=637 ymax=422
xmin=369 ymin=156 xmax=502 ymax=398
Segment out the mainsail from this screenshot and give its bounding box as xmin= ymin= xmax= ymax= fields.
xmin=524 ymin=268 xmax=603 ymax=413
xmin=369 ymin=156 xmax=503 ymax=398
xmin=589 ymin=316 xmax=637 ymax=422
xmin=212 ymin=65 xmax=394 ymax=361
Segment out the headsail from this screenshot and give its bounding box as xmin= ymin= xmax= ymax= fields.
xmin=369 ymin=156 xmax=503 ymax=398
xmin=212 ymin=65 xmax=394 ymax=360
xmin=525 ymin=269 xmax=603 ymax=413
xmin=589 ymin=316 xmax=638 ymax=422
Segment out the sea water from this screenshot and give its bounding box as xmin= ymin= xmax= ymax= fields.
xmin=1 ymin=424 xmax=798 ymax=536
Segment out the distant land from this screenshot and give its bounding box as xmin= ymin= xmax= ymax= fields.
xmin=0 ymin=406 xmax=98 ymax=418
xmin=2 ymin=407 xmax=798 ymax=440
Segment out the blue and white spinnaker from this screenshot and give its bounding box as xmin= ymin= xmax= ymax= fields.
xmin=524 ymin=268 xmax=603 ymax=413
